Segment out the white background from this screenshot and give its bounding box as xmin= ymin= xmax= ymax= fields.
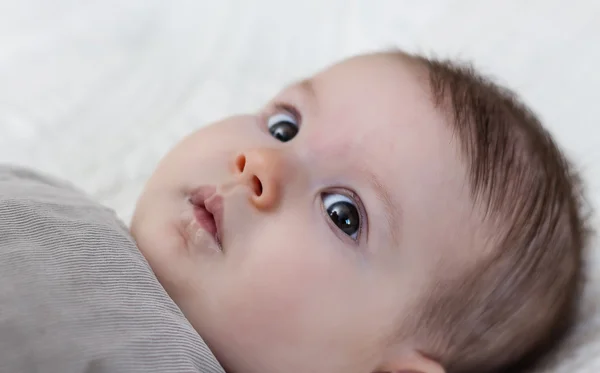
xmin=0 ymin=1 xmax=598 ymax=371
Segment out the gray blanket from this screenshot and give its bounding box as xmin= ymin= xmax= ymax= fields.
xmin=0 ymin=166 xmax=224 ymax=373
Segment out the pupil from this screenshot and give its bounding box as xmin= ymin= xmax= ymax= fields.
xmin=270 ymin=121 xmax=298 ymax=142
xmin=327 ymin=201 xmax=359 ymax=236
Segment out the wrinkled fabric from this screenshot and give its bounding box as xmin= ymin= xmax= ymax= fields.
xmin=0 ymin=165 xmax=224 ymax=373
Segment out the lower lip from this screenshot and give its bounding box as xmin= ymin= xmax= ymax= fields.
xmin=193 ymin=206 xmax=218 ymax=238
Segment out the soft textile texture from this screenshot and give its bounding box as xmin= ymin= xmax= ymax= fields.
xmin=0 ymin=165 xmax=224 ymax=373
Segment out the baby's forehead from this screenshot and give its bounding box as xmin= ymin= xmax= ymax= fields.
xmin=282 ymin=54 xmax=447 ymax=148
xmin=311 ymin=53 xmax=431 ymax=107
xmin=306 ymin=56 xmax=459 ymax=168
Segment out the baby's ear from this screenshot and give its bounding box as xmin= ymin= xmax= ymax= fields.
xmin=376 ymin=348 xmax=445 ymax=373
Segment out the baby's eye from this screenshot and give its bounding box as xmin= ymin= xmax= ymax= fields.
xmin=267 ymin=111 xmax=299 ymax=142
xmin=322 ymin=193 xmax=360 ymax=240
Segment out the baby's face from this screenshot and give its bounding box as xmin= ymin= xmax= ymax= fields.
xmin=131 ymin=54 xmax=475 ymax=373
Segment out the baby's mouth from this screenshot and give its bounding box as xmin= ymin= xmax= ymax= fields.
xmin=189 ymin=186 xmax=224 ymax=251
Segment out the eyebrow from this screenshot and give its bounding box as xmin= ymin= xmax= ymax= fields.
xmin=363 ymin=168 xmax=402 ymax=247
xmin=298 ymin=79 xmax=317 ymax=101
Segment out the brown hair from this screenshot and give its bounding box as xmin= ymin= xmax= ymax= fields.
xmin=401 ymin=53 xmax=592 ymax=372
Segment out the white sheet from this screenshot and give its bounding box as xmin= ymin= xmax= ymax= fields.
xmin=0 ymin=1 xmax=598 ymax=371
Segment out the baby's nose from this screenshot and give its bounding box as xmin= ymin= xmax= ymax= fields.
xmin=234 ymin=148 xmax=285 ymax=210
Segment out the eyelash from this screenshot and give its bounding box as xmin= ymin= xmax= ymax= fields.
xmin=265 ymin=102 xmax=368 ymax=243
xmin=272 ymin=102 xmax=302 ymax=123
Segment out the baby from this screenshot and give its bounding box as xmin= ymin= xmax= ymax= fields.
xmin=130 ymin=51 xmax=589 ymax=373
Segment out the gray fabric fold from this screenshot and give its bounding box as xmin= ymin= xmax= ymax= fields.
xmin=0 ymin=165 xmax=224 ymax=373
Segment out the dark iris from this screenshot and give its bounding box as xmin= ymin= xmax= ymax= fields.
xmin=327 ymin=201 xmax=360 ymax=237
xmin=269 ymin=121 xmax=298 ymax=142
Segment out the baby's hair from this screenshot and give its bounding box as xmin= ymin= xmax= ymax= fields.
xmin=395 ymin=51 xmax=592 ymax=373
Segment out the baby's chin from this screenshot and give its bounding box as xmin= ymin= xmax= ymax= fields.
xmin=130 ymin=208 xmax=185 ymax=280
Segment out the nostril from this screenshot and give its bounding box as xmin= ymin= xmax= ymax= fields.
xmin=252 ymin=176 xmax=263 ymax=196
xmin=235 ymin=154 xmax=246 ymax=173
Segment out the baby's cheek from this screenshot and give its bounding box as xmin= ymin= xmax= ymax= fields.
xmin=227 ymin=243 xmax=350 ymax=341
xmin=247 ymin=250 xmax=331 ymax=308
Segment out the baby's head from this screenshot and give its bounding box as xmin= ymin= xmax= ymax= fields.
xmin=130 ymin=51 xmax=589 ymax=373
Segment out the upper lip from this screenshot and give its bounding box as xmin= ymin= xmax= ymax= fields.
xmin=189 ymin=186 xmax=224 ymax=246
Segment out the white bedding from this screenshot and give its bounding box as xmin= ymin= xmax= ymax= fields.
xmin=0 ymin=1 xmax=598 ymax=371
